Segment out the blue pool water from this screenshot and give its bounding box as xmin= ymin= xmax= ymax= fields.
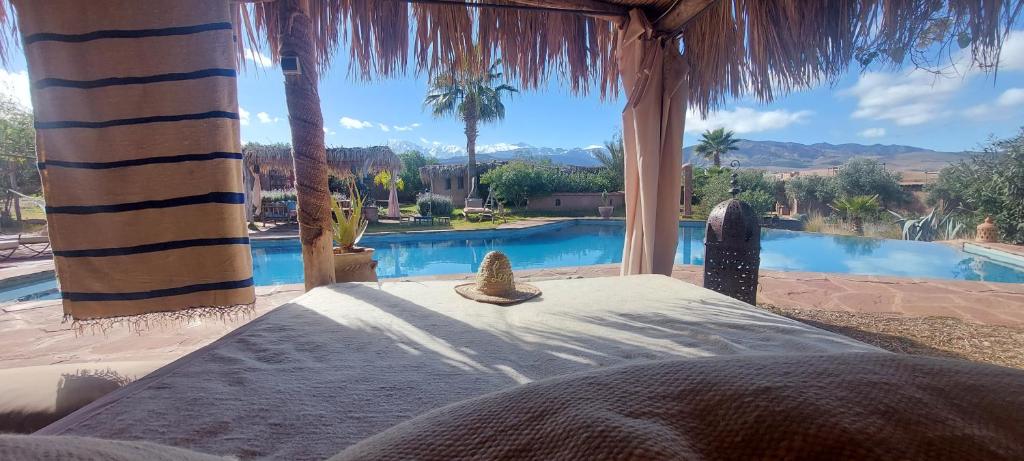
xmin=250 ymin=221 xmax=1024 ymax=285
xmin=4 ymin=221 xmax=1023 ymax=303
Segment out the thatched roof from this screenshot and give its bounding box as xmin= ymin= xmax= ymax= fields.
xmin=243 ymin=144 xmax=401 ymax=176
xmin=0 ymin=1 xmax=1017 ymax=112
xmin=226 ymin=0 xmax=1022 ymax=114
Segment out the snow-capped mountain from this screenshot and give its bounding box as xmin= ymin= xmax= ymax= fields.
xmin=386 ymin=139 xmax=605 ymax=166
xmin=385 ymin=138 xmax=969 ymax=171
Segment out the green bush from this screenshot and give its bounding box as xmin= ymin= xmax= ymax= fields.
xmin=784 ymin=175 xmax=839 ymax=207
xmin=261 ymin=189 xmax=297 ymax=203
xmin=834 ymin=158 xmax=906 ymax=207
xmin=416 ymin=194 xmax=454 ymax=217
xmin=693 ymin=168 xmax=778 ymax=217
xmin=927 ymin=127 xmax=1024 ymax=243
xmin=398 ymin=151 xmax=439 ymax=202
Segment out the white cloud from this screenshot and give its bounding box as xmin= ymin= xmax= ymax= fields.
xmin=999 ymin=31 xmax=1024 ymax=70
xmin=0 ymin=70 xmax=31 ymax=110
xmin=256 ymin=111 xmax=280 ymax=124
xmin=962 ymin=87 xmax=1024 ymax=119
xmin=322 ymin=127 xmax=336 ymax=136
xmin=239 ymin=106 xmax=251 ymax=126
xmin=340 ymin=116 xmax=373 ymax=129
xmin=378 ymin=123 xmax=390 ymax=132
xmin=393 ymin=122 xmax=421 ymax=132
xmin=244 ymin=48 xmax=273 ymax=68
xmin=584 ymin=144 xmax=604 ymax=150
xmin=859 ymin=127 xmax=886 ymax=138
xmin=996 ymin=87 xmax=1024 ymax=106
xmin=845 ymin=70 xmax=964 ymax=126
xmin=419 ymin=137 xmax=430 ymax=144
xmin=685 ymin=107 xmax=812 ymax=133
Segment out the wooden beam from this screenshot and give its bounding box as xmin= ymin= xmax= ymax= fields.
xmin=504 ymin=0 xmax=627 ymax=17
xmin=654 ymin=0 xmax=715 ymax=35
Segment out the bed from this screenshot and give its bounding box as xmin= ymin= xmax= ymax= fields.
xmin=39 ymin=275 xmax=879 ymax=460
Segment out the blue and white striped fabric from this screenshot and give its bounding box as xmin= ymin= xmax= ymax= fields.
xmin=17 ymin=0 xmax=255 ymax=323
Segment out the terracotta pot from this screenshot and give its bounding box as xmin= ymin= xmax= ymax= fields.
xmin=362 ymin=206 xmax=379 ymax=223
xmin=333 ymin=247 xmax=378 ymax=283
xmin=598 ymin=206 xmax=613 ymax=219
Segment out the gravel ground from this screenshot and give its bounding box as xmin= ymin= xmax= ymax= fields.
xmin=760 ymin=305 xmax=1024 ymax=370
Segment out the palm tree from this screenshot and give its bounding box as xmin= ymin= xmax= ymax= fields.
xmin=424 ymin=59 xmax=518 ymax=199
xmin=693 ymin=128 xmax=741 ymax=167
xmin=593 ymin=133 xmax=624 ymax=191
xmin=833 ymin=194 xmax=880 ymax=235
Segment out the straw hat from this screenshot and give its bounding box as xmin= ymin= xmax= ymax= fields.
xmin=455 ymin=251 xmax=541 ymax=305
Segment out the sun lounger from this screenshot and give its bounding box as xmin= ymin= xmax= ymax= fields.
xmin=0 ymin=234 xmax=51 ymax=260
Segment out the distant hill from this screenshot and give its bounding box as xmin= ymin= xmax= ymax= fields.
xmin=386 ymin=139 xmax=971 ymax=171
xmin=685 ymin=140 xmax=971 ymax=171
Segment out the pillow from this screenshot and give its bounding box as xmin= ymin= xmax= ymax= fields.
xmin=331 ymin=353 xmax=1024 ymax=460
xmin=0 ymin=435 xmax=231 ymax=461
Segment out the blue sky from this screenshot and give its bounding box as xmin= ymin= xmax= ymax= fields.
xmin=2 ymin=30 xmax=1023 ymax=155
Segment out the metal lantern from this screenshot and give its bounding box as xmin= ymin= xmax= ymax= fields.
xmin=703 ymin=171 xmax=761 ymax=305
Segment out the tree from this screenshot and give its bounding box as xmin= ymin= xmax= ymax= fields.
xmin=927 ymin=128 xmax=1024 ymax=243
xmin=833 ymin=195 xmax=880 ymax=235
xmin=480 ymin=161 xmax=552 ymax=208
xmin=424 ymin=58 xmax=517 ymax=199
xmin=593 ymin=133 xmax=624 ymax=191
xmin=0 ymin=94 xmax=40 ymax=225
xmin=784 ymin=175 xmax=839 ymax=210
xmin=693 ymin=128 xmax=740 ymax=167
xmin=834 ymin=158 xmax=906 ymax=207
xmin=694 ymin=168 xmax=778 ymax=217
xmin=397 ymin=151 xmax=438 ymax=201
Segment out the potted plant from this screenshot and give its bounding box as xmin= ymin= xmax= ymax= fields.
xmin=598 ymin=190 xmax=614 ymax=219
xmin=331 ymin=178 xmax=378 ymax=283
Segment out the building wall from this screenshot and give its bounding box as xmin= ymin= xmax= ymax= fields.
xmin=426 ymin=172 xmax=471 ymax=205
xmin=527 ymin=192 xmax=625 ymax=212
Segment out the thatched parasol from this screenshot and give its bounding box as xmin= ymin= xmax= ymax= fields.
xmin=243 ymin=144 xmax=401 ymax=177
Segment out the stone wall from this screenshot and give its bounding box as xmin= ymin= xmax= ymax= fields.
xmin=527 ymin=192 xmax=625 ymax=212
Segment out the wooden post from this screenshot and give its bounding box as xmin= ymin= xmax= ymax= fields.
xmin=279 ymin=0 xmax=335 ymax=290
xmin=681 ymin=163 xmax=693 ymax=217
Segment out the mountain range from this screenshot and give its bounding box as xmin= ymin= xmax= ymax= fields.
xmin=386 ymin=139 xmax=972 ymax=171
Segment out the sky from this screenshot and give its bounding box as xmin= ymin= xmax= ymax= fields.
xmin=2 ymin=29 xmax=1023 ymax=156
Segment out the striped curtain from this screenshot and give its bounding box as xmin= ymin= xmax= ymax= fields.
xmin=16 ymin=0 xmax=255 ymax=323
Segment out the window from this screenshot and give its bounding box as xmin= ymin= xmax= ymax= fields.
xmin=445 ymin=177 xmax=452 ymax=190
xmin=457 ymin=176 xmax=465 ymax=190
xmin=554 ymin=198 xmax=561 ymax=207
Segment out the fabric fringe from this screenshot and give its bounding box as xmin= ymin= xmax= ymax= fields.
xmin=65 ymin=302 xmax=257 ymax=335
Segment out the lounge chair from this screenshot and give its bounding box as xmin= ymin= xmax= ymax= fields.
xmin=261 ymin=202 xmax=289 ymax=224
xmin=0 ymin=233 xmax=51 ymax=260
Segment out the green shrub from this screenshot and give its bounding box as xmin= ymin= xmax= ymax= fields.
xmin=693 ymin=168 xmax=778 ymax=216
xmin=927 ymin=127 xmax=1024 ymax=243
xmin=398 ymin=151 xmax=439 ymax=201
xmin=416 ymin=194 xmax=453 ymax=217
xmin=784 ymin=175 xmax=839 ymax=207
xmin=261 ymin=189 xmax=297 ymax=203
xmin=834 ymin=158 xmax=906 ymax=207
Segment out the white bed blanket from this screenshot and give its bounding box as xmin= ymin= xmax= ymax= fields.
xmin=40 ymin=275 xmax=878 ymax=460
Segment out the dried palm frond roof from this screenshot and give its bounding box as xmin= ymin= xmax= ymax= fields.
xmin=243 ymin=143 xmax=401 ymax=175
xmin=232 ymin=0 xmax=1022 ymax=114
xmin=0 ymin=1 xmax=1017 ymax=113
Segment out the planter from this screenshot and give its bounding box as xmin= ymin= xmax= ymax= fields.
xmin=362 ymin=205 xmax=379 ymax=223
xmin=333 ymin=247 xmax=378 ymax=283
xmin=598 ymin=206 xmax=613 ymax=219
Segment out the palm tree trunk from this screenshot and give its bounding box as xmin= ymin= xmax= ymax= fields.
xmin=464 ymin=114 xmax=479 ymax=199
xmin=279 ymin=0 xmax=335 ymax=290
xmin=713 ymin=152 xmax=720 ymax=168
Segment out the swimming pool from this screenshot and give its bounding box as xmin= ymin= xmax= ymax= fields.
xmin=5 ymin=220 xmax=1023 ymax=303
xmin=250 ymin=220 xmax=1024 ymax=285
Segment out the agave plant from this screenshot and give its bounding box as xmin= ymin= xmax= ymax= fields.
xmin=331 ymin=178 xmax=368 ymax=252
xmin=888 ymin=203 xmax=966 ymax=242
xmin=832 ymin=195 xmax=879 ymax=235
